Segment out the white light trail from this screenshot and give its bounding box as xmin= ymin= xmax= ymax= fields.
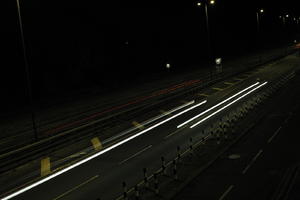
xmin=104 ymin=100 xmax=195 ymax=144
xmin=177 ymin=82 xmax=260 ymax=128
xmin=1 ymin=100 xmax=207 ymax=200
xmin=190 ymin=82 xmax=267 ymax=128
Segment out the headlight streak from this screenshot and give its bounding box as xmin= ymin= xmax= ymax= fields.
xmin=104 ymin=100 xmax=195 ymax=144
xmin=190 ymin=82 xmax=267 ymax=129
xmin=1 ymin=100 xmax=207 ymax=200
xmin=177 ymin=82 xmax=260 ymax=129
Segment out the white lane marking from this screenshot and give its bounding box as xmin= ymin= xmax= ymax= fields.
xmin=52 ymin=175 xmax=99 ymax=200
xmin=164 ymin=129 xmax=183 ymax=139
xmin=177 ymin=82 xmax=260 ymax=128
xmin=118 ymin=145 xmax=152 ymax=165
xmin=242 ymin=149 xmax=263 ymax=174
xmin=1 ymin=100 xmax=207 ymax=200
xmin=219 ymin=185 xmax=234 ymax=200
xmin=268 ymin=127 xmax=282 ymax=144
xmin=190 ymin=82 xmax=267 ymax=128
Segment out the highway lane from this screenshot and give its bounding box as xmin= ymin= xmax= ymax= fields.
xmin=173 ymin=55 xmax=300 ymax=200
xmin=2 ymin=55 xmax=299 ymax=200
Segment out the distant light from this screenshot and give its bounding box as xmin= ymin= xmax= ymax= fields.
xmin=294 ymin=40 xmax=297 ymax=44
xmin=197 ymin=2 xmax=202 ymax=6
xmin=215 ymin=58 xmax=222 ymax=65
xmin=166 ymin=63 xmax=171 ymax=69
xmin=279 ymin=16 xmax=282 ymax=19
xmin=260 ymin=9 xmax=264 ymax=13
xmin=294 ymin=18 xmax=296 ymax=21
xmin=210 ymin=0 xmax=215 ymax=5
xmin=286 ymin=14 xmax=289 ymax=18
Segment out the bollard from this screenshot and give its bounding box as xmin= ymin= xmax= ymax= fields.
xmin=189 ymin=137 xmax=193 ymax=154
xmin=173 ymin=160 xmax=178 ymax=180
xmin=217 ymin=132 xmax=220 ymax=145
xmin=210 ymin=125 xmax=214 ymax=136
xmin=177 ymin=146 xmax=181 ymax=161
xmin=122 ymin=182 xmax=128 ymax=200
xmin=201 ymin=136 xmax=205 ymax=144
xmin=135 ymin=185 xmax=140 ymax=200
xmin=161 ymin=156 xmax=166 ymax=175
xmin=143 ymin=168 xmax=149 ymax=187
xmin=154 ymin=173 xmax=159 ymax=195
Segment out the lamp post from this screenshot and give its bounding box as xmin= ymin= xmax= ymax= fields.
xmin=256 ymin=9 xmax=264 ymax=34
xmin=16 ymin=0 xmax=38 ymax=140
xmin=197 ymin=0 xmax=215 ymax=79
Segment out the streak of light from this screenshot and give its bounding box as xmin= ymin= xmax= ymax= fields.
xmin=177 ymin=82 xmax=260 ymax=128
xmin=1 ymin=100 xmax=207 ymax=200
xmin=190 ymin=82 xmax=267 ymax=128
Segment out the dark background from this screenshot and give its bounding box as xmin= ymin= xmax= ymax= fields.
xmin=0 ymin=0 xmax=299 ymax=112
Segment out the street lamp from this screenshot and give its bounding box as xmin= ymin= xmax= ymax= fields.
xmin=197 ymin=0 xmax=216 ymax=79
xmin=16 ymin=0 xmax=38 ymax=140
xmin=256 ymin=9 xmax=264 ymax=34
xmin=197 ymin=0 xmax=215 ymax=64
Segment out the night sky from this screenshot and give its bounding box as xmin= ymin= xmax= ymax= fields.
xmin=0 ymin=0 xmax=299 ymax=112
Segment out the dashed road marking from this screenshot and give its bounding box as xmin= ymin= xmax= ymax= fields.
xmin=219 ymin=185 xmax=234 ymax=200
xmin=242 ymin=149 xmax=263 ymax=174
xmin=212 ymin=87 xmax=224 ymax=91
xmin=268 ymin=127 xmax=282 ymax=143
xmin=52 ymin=175 xmax=99 ymax=200
xmin=118 ymin=145 xmax=152 ymax=165
xmin=132 ymin=121 xmax=144 ymax=130
xmin=198 ymin=93 xmax=209 ymax=97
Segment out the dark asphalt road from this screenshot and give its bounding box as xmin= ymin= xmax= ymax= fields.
xmin=174 ymin=56 xmax=300 ymax=200
xmin=1 ymin=55 xmax=299 ymax=200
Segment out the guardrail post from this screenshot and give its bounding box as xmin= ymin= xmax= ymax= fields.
xmin=135 ymin=185 xmax=140 ymax=200
xmin=189 ymin=137 xmax=193 ymax=155
xmin=161 ymin=156 xmax=166 ymax=175
xmin=173 ymin=160 xmax=178 ymax=180
xmin=143 ymin=168 xmax=149 ymax=187
xmin=177 ymin=146 xmax=181 ymax=161
xmin=217 ymin=131 xmax=220 ymax=145
xmin=154 ymin=172 xmax=159 ymax=195
xmin=122 ymin=181 xmax=128 ymax=200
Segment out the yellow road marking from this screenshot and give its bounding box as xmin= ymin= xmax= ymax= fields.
xmin=132 ymin=121 xmax=144 ymax=130
xmin=91 ymin=137 xmax=102 ymax=151
xmin=212 ymin=87 xmax=224 ymax=91
xmin=234 ymin=78 xmax=244 ymax=81
xmin=53 ymin=175 xmax=99 ymax=200
xmin=159 ymin=110 xmax=170 ymax=115
xmin=41 ymin=157 xmax=51 ymax=177
xmin=198 ymin=93 xmax=209 ymax=97
xmin=224 ymin=82 xmax=234 ymax=85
